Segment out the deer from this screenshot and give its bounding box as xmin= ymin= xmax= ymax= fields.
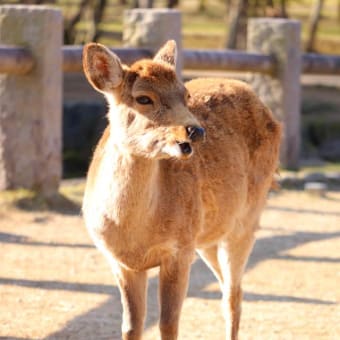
xmin=82 ymin=40 xmax=281 ymax=340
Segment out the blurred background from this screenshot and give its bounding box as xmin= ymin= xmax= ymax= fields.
xmin=0 ymin=0 xmax=338 ymax=52
xmin=1 ymin=0 xmax=339 ymax=179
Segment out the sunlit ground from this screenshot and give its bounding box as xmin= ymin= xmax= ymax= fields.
xmin=0 ymin=182 xmax=339 ymax=339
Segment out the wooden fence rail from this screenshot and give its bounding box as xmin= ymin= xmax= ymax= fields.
xmin=302 ymin=53 xmax=340 ymax=75
xmin=62 ymin=46 xmax=153 ymax=72
xmin=1 ymin=46 xmax=340 ymax=76
xmin=0 ymin=45 xmax=34 ymax=75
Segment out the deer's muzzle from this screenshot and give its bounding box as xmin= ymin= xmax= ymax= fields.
xmin=177 ymin=142 xmax=192 ymax=155
xmin=186 ymin=126 xmax=206 ymax=142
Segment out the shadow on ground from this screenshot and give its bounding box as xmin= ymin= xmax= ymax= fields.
xmin=15 ymin=193 xmax=81 ymax=216
xmin=1 ymin=228 xmax=338 ymax=339
xmin=0 ymin=231 xmax=92 ymax=249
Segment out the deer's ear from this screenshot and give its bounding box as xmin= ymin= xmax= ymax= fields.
xmin=153 ymin=40 xmax=177 ymax=69
xmin=83 ymin=43 xmax=123 ymax=93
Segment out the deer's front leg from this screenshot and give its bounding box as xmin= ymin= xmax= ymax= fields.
xmin=115 ymin=266 xmax=147 ymax=340
xmin=159 ymin=251 xmax=194 ymax=340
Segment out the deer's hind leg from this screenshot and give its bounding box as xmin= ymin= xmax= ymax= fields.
xmin=218 ymin=232 xmax=255 ymax=340
xmin=198 ymin=232 xmax=255 ymax=340
xmin=197 ymin=245 xmax=223 ymax=288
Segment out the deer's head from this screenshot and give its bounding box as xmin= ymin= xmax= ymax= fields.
xmin=83 ymin=40 xmax=205 ymax=160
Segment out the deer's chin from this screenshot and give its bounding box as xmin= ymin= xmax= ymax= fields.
xmin=127 ymin=136 xmax=193 ymax=160
xmin=160 ymin=142 xmax=193 ymax=160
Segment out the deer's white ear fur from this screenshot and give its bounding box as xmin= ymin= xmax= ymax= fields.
xmin=153 ymin=40 xmax=177 ymax=69
xmin=83 ymin=43 xmax=123 ymax=93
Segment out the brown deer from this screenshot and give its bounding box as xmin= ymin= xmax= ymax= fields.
xmin=82 ymin=40 xmax=281 ymax=340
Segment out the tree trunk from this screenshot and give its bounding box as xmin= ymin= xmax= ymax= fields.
xmin=64 ymin=0 xmax=89 ymax=44
xmin=306 ymin=0 xmax=324 ymax=52
xmin=253 ymin=0 xmax=265 ymax=16
xmin=134 ymin=0 xmax=154 ymax=7
xmin=167 ymin=0 xmax=179 ymax=8
xmin=93 ymin=0 xmax=107 ymax=41
xmin=198 ymin=0 xmax=206 ymax=12
xmin=280 ymin=0 xmax=288 ymax=18
xmin=226 ymin=0 xmax=248 ymax=49
xmin=225 ymin=0 xmax=232 ymax=13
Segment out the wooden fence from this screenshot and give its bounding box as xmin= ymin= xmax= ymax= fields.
xmin=0 ymin=5 xmax=340 ymax=193
xmin=2 ymin=45 xmax=340 ymax=75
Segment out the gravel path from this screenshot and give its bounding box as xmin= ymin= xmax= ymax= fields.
xmin=0 ymin=188 xmax=339 ymax=339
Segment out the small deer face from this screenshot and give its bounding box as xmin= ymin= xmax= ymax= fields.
xmin=83 ymin=41 xmax=205 ymax=160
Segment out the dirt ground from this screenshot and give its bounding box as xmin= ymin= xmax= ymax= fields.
xmin=0 ymin=183 xmax=339 ymax=340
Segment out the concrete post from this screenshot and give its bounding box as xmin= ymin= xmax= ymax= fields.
xmin=0 ymin=5 xmax=62 ymax=195
xmin=247 ymin=18 xmax=301 ymax=169
xmin=123 ymin=9 xmax=182 ymax=76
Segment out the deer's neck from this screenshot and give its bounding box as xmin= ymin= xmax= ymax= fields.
xmin=103 ymin=136 xmax=160 ymax=226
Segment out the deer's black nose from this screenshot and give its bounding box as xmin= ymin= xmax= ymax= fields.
xmin=178 ymin=142 xmax=192 ymax=155
xmin=186 ymin=126 xmax=206 ymax=142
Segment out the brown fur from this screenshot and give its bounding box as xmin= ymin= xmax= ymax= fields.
xmin=82 ymin=41 xmax=281 ymax=340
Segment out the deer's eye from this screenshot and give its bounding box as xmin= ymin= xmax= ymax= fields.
xmin=136 ymin=96 xmax=153 ymax=105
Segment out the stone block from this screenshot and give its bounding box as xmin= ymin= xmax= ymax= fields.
xmin=247 ymin=19 xmax=302 ymax=169
xmin=0 ymin=5 xmax=62 ymax=195
xmin=123 ymin=8 xmax=182 ymax=75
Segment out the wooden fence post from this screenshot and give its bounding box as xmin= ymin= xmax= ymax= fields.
xmin=247 ymin=18 xmax=301 ymax=169
xmin=123 ymin=8 xmax=182 ymax=76
xmin=0 ymin=5 xmax=62 ymax=195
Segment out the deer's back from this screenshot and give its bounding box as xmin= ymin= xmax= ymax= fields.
xmin=182 ymin=78 xmax=281 ymax=244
